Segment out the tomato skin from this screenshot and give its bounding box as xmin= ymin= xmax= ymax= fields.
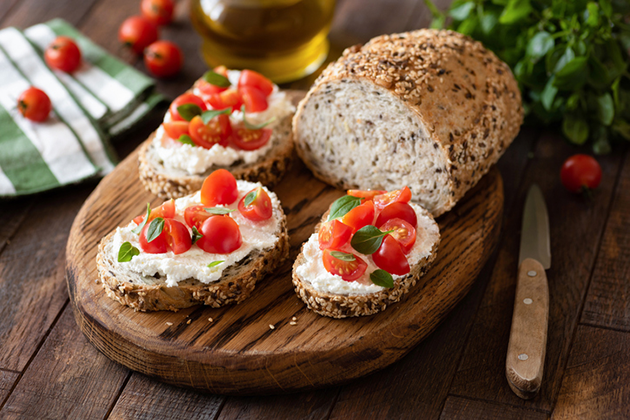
xmin=379 ymin=218 xmax=416 ymax=254
xmin=141 ymin=0 xmax=174 ymax=25
xmin=196 ymin=215 xmax=242 ymax=254
xmin=201 ymin=169 xmax=238 ymax=206
xmin=184 ymin=205 xmax=212 ymax=230
xmin=375 ymin=202 xmax=417 ymax=228
xmin=347 ymin=189 xmax=387 ymax=200
xmin=144 ymin=41 xmax=183 ymax=78
xmin=208 ymin=89 xmax=242 ymax=112
xmin=139 ymin=220 xmax=168 ymax=253
xmin=240 ymin=86 xmax=268 ymax=113
xmin=169 ymin=93 xmax=207 ymax=121
xmin=560 ymin=154 xmax=602 ymax=193
xmin=373 ymin=186 xmax=412 ymax=211
xmin=238 ymin=70 xmax=274 ymax=96
xmin=44 ymin=36 xmax=81 ymax=73
xmin=318 ymin=220 xmax=353 ymax=250
xmin=342 ymin=200 xmax=375 ymax=232
xmin=162 ymin=121 xmax=189 ymax=139
xmin=164 ymin=219 xmax=192 ymax=254
xmin=238 ymin=187 xmax=273 ymax=221
xmin=372 ymin=235 xmax=410 ymax=275
xmin=197 ymin=66 xmax=229 ymax=96
xmin=118 ymin=16 xmax=158 ymax=54
xmin=133 ymin=199 xmax=175 ymax=225
xmin=17 ymin=87 xmax=51 ymax=122
xmin=231 ymin=125 xmax=272 ymax=151
xmin=322 ymin=249 xmax=368 ymax=281
xmin=188 ymin=114 xmax=231 ymax=149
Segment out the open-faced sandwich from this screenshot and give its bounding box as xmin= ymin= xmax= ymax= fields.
xmin=292 ymin=187 xmax=440 ymax=318
xmin=97 ymin=169 xmax=289 ymax=312
xmin=140 ymin=67 xmax=296 ymax=199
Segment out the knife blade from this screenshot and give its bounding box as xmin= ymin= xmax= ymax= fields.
xmin=506 ymin=184 xmax=550 ymax=399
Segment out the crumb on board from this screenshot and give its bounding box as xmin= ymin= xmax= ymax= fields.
xmin=289 ymin=321 xmax=297 ymax=326
xmin=208 ymin=318 xmax=213 ymax=322
xmin=186 ymin=319 xmax=191 ymax=325
xmin=166 ymin=322 xmax=173 ymax=326
xmin=269 ymin=324 xmax=275 ymax=330
xmin=292 ymin=316 xmax=297 ymax=321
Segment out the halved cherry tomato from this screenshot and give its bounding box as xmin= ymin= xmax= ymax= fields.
xmin=318 ymin=219 xmax=353 ymax=250
xmin=189 ymin=114 xmax=231 ymax=149
xmin=240 ymin=86 xmax=268 ymax=113
xmin=118 ymin=16 xmax=158 ymax=54
xmin=184 ymin=205 xmax=213 ymax=230
xmin=162 ymin=121 xmax=189 ymax=139
xmin=238 ymin=187 xmax=273 ymax=221
xmin=322 ymin=249 xmax=367 ymax=281
xmin=207 ymin=89 xmax=242 ymax=112
xmin=17 ymin=87 xmax=51 ymax=122
xmin=373 ymin=187 xmax=412 ymax=212
xmin=197 ymin=66 xmax=229 ymax=96
xmin=141 ymin=0 xmax=174 ymax=26
xmin=238 ymin=70 xmax=274 ymax=96
xmin=133 ymin=199 xmax=175 ymax=225
xmin=231 ymin=125 xmax=272 ymax=151
xmin=139 ymin=218 xmax=191 ymax=254
xmin=201 ymin=169 xmax=238 ymax=206
xmin=44 ymin=36 xmax=82 ymax=73
xmin=375 ymin=202 xmax=417 ymax=228
xmin=196 ymin=215 xmax=242 ymax=254
xmin=342 ymin=200 xmax=375 ymax=232
xmin=139 ymin=221 xmax=167 ymax=253
xmin=169 ymin=93 xmax=207 ymax=121
xmin=347 ymin=189 xmax=387 ymax=201
xmin=379 ymin=218 xmax=416 ymax=254
xmin=372 ymin=235 xmax=410 ymax=275
xmin=144 ymin=40 xmax=182 ymax=78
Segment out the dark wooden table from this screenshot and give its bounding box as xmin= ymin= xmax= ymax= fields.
xmin=1 ymin=0 xmax=629 ymax=418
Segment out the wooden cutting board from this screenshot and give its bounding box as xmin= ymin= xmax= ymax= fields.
xmin=66 ymin=92 xmax=503 ymax=395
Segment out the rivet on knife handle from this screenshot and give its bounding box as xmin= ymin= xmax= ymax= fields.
xmin=506 ymin=257 xmax=549 ymax=399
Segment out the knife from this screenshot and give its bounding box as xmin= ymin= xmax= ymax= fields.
xmin=506 ymin=184 xmax=551 ymax=400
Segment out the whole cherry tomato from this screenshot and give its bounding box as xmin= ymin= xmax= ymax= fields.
xmin=44 ymin=36 xmax=82 ymax=73
xmin=141 ymin=0 xmax=174 ymax=26
xmin=560 ymin=154 xmax=602 ymax=193
xmin=372 ymin=235 xmax=410 ymax=275
xmin=201 ymin=169 xmax=238 ymax=206
xmin=238 ymin=70 xmax=274 ymax=96
xmin=375 ymin=201 xmax=417 ymax=228
xmin=373 ymin=187 xmax=412 ymax=212
xmin=196 ymin=215 xmax=242 ymax=254
xmin=17 ymin=87 xmax=52 ymax=122
xmin=342 ymin=200 xmax=375 ymax=232
xmin=318 ymin=219 xmax=353 ymax=250
xmin=231 ymin=124 xmax=272 ymax=151
xmin=322 ymin=249 xmax=367 ymax=281
xmin=144 ymin=41 xmax=182 ymax=78
xmin=169 ymin=93 xmax=207 ymax=121
xmin=238 ymin=187 xmax=273 ymax=221
xmin=118 ymin=16 xmax=158 ymax=54
xmin=379 ymin=218 xmax=416 ymax=254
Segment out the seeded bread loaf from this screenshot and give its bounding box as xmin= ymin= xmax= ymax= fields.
xmin=293 ymin=29 xmax=522 ymax=217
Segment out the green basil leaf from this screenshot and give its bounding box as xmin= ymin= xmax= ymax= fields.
xmin=132 ymin=203 xmax=151 ymax=234
xmin=370 ymin=269 xmax=394 ymax=288
xmin=207 ymin=260 xmax=224 ymax=268
xmin=449 ymin=1 xmax=474 ymax=20
xmin=553 ymin=57 xmax=588 ymax=90
xmin=612 ymin=120 xmax=630 ymax=141
xmin=541 ymin=77 xmax=558 ymax=111
xmin=479 ymin=9 xmax=499 ymax=34
xmin=526 ymin=31 xmax=554 ymax=62
xmin=177 ymin=104 xmax=202 ymax=122
xmin=191 ymin=226 xmax=203 ymax=245
xmin=499 ymin=0 xmax=532 ymax=25
xmin=599 ymin=0 xmax=612 ymax=17
xmin=562 ymin=114 xmax=589 ymax=144
xmin=204 ymin=207 xmax=236 ymax=214
xmin=243 ymin=190 xmax=257 ymax=207
xmin=146 ymin=217 xmax=165 ymax=243
xmin=178 ymin=134 xmax=196 ymax=146
xmin=585 ymin=2 xmax=599 ymax=27
xmin=592 ymin=125 xmax=611 ymax=155
xmin=327 ymin=195 xmax=362 ymax=221
xmin=350 ymin=225 xmax=393 ymax=255
xmin=241 ymin=105 xmax=276 ymax=130
xmin=329 ymin=251 xmax=356 ymax=262
xmin=596 ymin=93 xmax=615 ymax=126
xmin=456 ymin=14 xmax=478 ymax=35
xmin=203 ymin=70 xmax=231 ymax=87
xmin=118 ymin=241 xmax=140 ymax=262
xmin=200 ymin=108 xmax=232 ymax=124
xmin=566 ymin=92 xmax=581 ymax=111
xmin=553 ymin=47 xmax=575 ymax=74
xmin=612 ymin=77 xmax=621 ymax=108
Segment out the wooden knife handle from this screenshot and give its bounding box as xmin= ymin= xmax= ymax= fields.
xmin=505 ymin=258 xmax=549 ymax=399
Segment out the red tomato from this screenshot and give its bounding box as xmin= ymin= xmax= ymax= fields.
xmin=372 ymin=235 xmax=410 ymax=275
xmin=141 ymin=0 xmax=174 ymax=25
xmin=133 ymin=199 xmax=175 ymax=225
xmin=318 ymin=219 xmax=353 ymax=250
xmin=118 ymin=16 xmax=158 ymax=54
xmin=342 ymin=200 xmax=375 ymax=232
xmin=189 ymin=114 xmax=231 ymax=149
xmin=375 ymin=202 xmax=417 ymax=228
xmin=162 ymin=121 xmax=189 ymax=139
xmin=144 ymin=41 xmax=183 ymax=78
xmin=373 ymin=187 xmax=412 ymax=212
xmin=139 ymin=220 xmax=167 ymax=253
xmin=201 ymin=169 xmax=238 ymax=206
xmin=322 ymin=249 xmax=368 ymax=281
xmin=379 ymin=218 xmax=416 ymax=254
xmin=347 ymin=189 xmax=387 ymax=200
xmin=560 ymin=154 xmax=602 ymax=193
xmin=238 ymin=187 xmax=273 ymax=221
xmin=238 ymin=70 xmax=274 ymax=96
xmin=140 ymin=218 xmax=191 ymax=254
xmin=169 ymin=93 xmax=207 ymax=121
xmin=184 ymin=205 xmax=213 ymax=230
xmin=207 ymin=89 xmax=242 ymax=112
xmin=17 ymin=87 xmax=51 ymax=122
xmin=196 ymin=215 xmax=242 ymax=254
xmin=197 ymin=66 xmax=229 ymax=96
xmin=231 ymin=125 xmax=272 ymax=151
xmin=44 ymin=36 xmax=81 ymax=73
xmin=240 ymin=86 xmax=268 ymax=112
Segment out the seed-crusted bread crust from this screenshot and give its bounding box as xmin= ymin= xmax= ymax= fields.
xmin=293 ymin=29 xmax=522 ymax=217
xmin=139 ymin=112 xmax=294 ymax=200
xmin=96 ymin=206 xmax=289 ymax=312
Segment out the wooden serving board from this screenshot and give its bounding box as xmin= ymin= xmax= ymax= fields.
xmin=66 ymin=93 xmax=503 ymax=395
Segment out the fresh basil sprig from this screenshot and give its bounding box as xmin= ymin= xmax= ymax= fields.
xmin=204 ymin=207 xmax=236 ymax=215
xmin=327 ymin=195 xmax=362 ymax=221
xmin=191 ymin=226 xmax=203 ymax=245
xmin=118 ymin=242 xmax=140 ymax=262
xmin=329 ymin=250 xmax=356 ymax=262
xmin=243 ymin=189 xmax=258 ymax=207
xmin=240 ymin=105 xmax=276 ymax=130
xmin=132 ymin=203 xmax=151 ymax=234
xmin=203 ymin=70 xmax=231 ymax=87
xmin=370 ymin=269 xmax=394 ymax=288
xmin=207 ymin=260 xmax=224 ymax=268
xmin=350 ymin=225 xmax=394 ymax=255
xmin=146 ymin=217 xmax=165 ymax=243
xmin=178 ymin=134 xmax=195 ymax=146
xmin=201 ymin=108 xmax=232 ymax=124
xmin=177 ymin=104 xmax=202 ymax=121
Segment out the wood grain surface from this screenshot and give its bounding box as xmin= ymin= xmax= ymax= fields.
xmin=65 ymin=92 xmax=503 ymax=394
